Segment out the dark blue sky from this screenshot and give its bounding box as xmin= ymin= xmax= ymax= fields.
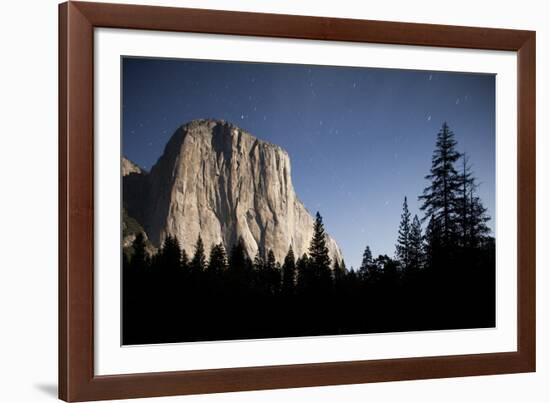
xmin=122 ymin=57 xmax=495 ymax=269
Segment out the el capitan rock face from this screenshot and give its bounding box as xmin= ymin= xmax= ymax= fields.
xmin=122 ymin=157 xmax=142 ymax=176
xmin=123 ymin=119 xmax=343 ymax=264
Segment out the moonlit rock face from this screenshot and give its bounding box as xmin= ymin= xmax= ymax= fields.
xmin=122 ymin=157 xmax=142 ymax=176
xmin=125 ymin=119 xmax=343 ymax=264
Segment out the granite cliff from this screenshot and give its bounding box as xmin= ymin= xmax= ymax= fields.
xmin=123 ymin=119 xmax=343 ymax=264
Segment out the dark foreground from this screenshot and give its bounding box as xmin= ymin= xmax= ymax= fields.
xmin=122 ymin=242 xmax=495 ymax=345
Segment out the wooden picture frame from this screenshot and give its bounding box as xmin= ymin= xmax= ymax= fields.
xmin=59 ymin=1 xmax=536 ymax=401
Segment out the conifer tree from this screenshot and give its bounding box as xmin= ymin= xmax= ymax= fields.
xmin=409 ymin=214 xmax=424 ymax=271
xmin=456 ymin=154 xmax=491 ymax=249
xmin=265 ymin=249 xmax=281 ymax=295
xmin=252 ymin=248 xmax=266 ymax=290
xmin=333 ymin=258 xmax=346 ymax=283
xmin=468 ymin=190 xmax=491 ymax=248
xmin=308 ymin=212 xmax=332 ymax=290
xmin=423 ymin=215 xmax=442 ymax=270
xmin=189 ymin=235 xmax=207 ymax=274
xmin=358 ymin=245 xmax=375 ymax=281
xmin=296 ymin=253 xmax=311 ymax=294
xmin=265 ymin=250 xmax=277 ymax=271
xmin=282 ymin=246 xmax=296 ymax=295
xmin=181 ymin=249 xmax=189 ymax=271
xmin=253 ymin=248 xmax=265 ymax=272
xmin=346 ymin=267 xmax=359 ymax=290
xmin=457 ymin=154 xmax=475 ymax=247
xmin=228 ymin=237 xmax=253 ymax=290
xmin=419 ymin=122 xmax=461 ymax=244
xmin=395 ymin=197 xmax=412 ymax=270
xmin=159 ymin=235 xmax=182 ymax=271
xmin=229 ymin=238 xmax=248 ymax=272
xmin=207 ymin=243 xmax=228 ymax=275
xmin=375 ymin=254 xmax=399 ymax=284
xmin=130 ymin=232 xmax=148 ymax=272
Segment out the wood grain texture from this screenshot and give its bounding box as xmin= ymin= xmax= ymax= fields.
xmin=516 ymin=32 xmax=536 ymax=369
xmin=58 ymin=1 xmax=536 ymax=401
xmin=74 ymin=1 xmax=532 ymax=50
xmin=59 ymin=2 xmax=95 ymax=401
xmin=58 ymin=4 xmax=68 ymax=401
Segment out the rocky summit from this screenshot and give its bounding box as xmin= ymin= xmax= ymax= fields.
xmin=123 ymin=119 xmax=343 ymax=264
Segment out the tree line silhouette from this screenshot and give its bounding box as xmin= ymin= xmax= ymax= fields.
xmin=123 ymin=122 xmax=495 ymax=345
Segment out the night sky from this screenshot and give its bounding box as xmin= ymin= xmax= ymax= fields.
xmin=122 ymin=57 xmax=495 ymax=269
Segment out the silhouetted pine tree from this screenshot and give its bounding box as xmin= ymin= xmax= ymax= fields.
xmin=333 ymin=259 xmax=348 ymax=308
xmin=228 ymin=238 xmax=253 ymax=291
xmin=409 ymin=214 xmax=424 ymax=271
xmin=265 ymin=250 xmax=277 ymax=269
xmin=375 ymin=254 xmax=399 ymax=286
xmin=333 ymin=258 xmax=346 ymax=284
xmin=282 ymin=246 xmax=296 ymax=296
xmin=181 ymin=249 xmax=189 ymax=271
xmin=158 ymin=235 xmax=182 ymax=271
xmin=253 ymin=248 xmax=266 ymax=291
xmin=253 ymin=249 xmax=265 ymax=272
xmin=229 ymin=238 xmax=248 ymax=271
xmin=395 ymin=197 xmax=412 ymax=270
xmin=456 ymin=154 xmax=475 ymax=248
xmin=189 ymin=236 xmax=207 ymax=274
xmin=205 ymin=243 xmax=227 ymax=297
xmin=296 ymin=253 xmax=312 ymax=294
xmin=423 ymin=215 xmax=442 ymax=270
xmin=455 ymin=154 xmax=491 ymax=249
xmin=358 ymin=245 xmax=376 ymax=282
xmin=345 ymin=267 xmax=360 ymax=293
xmin=207 ymin=243 xmax=228 ymax=275
xmin=419 ymin=122 xmax=461 ymax=245
xmin=265 ymin=249 xmax=281 ymax=295
xmin=308 ymin=212 xmax=333 ymax=291
xmin=467 ymin=191 xmax=491 ymax=248
xmin=130 ymin=232 xmax=148 ymax=272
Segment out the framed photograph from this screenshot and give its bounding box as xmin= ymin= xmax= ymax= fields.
xmin=59 ymin=1 xmax=536 ymax=401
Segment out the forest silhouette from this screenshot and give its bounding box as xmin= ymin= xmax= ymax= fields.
xmin=122 ymin=122 xmax=495 ymax=345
